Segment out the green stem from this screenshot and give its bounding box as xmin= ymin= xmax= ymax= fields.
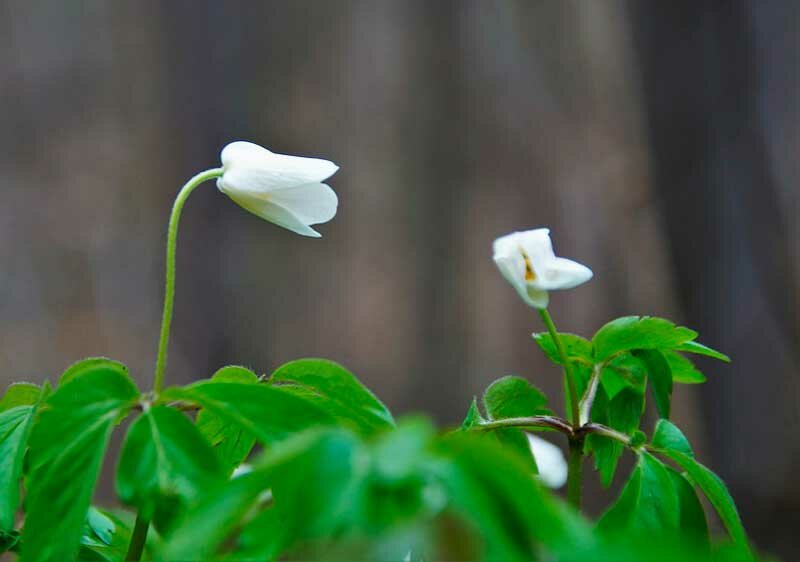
xmin=477 ymin=415 xmax=574 ymax=435
xmin=125 ymin=513 xmax=149 ymax=561
xmin=566 ymin=437 xmax=584 ymax=509
xmin=538 ymin=308 xmax=580 ymax=427
xmin=153 ymin=168 xmax=224 ymax=393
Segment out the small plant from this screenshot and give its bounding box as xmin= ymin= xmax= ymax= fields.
xmin=0 ymin=142 xmax=760 ymax=561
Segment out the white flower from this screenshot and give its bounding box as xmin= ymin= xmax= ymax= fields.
xmin=217 ymin=141 xmax=339 ymax=237
xmin=526 ymin=434 xmax=568 ymax=489
xmin=492 ymin=228 xmax=592 ymax=308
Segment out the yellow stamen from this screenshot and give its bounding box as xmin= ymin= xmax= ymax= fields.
xmin=519 ymin=247 xmax=537 ymax=281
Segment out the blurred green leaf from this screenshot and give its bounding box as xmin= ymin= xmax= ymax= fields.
xmin=0 ymin=529 xmax=20 ymax=553
xmin=163 ymin=381 xmax=336 ymax=446
xmin=664 ymin=351 xmax=706 ymax=384
xmin=117 ymin=405 xmax=225 ymax=530
xmin=593 ymin=316 xmax=697 ymax=361
xmin=531 ymin=332 xmax=593 ymax=365
xmin=600 ymin=353 xmax=646 ymax=399
xmin=0 ymin=383 xmax=41 ymax=412
xmin=633 ymin=349 xmax=673 ymax=419
xmin=673 ymin=340 xmax=730 ymax=362
xmin=21 ymin=359 xmax=138 ymax=562
xmin=598 ymin=452 xmax=679 ymax=537
xmin=270 ymin=359 xmax=394 ymax=434
xmin=195 ymin=366 xmax=259 ymax=474
xmin=460 ymin=398 xmax=485 ymax=430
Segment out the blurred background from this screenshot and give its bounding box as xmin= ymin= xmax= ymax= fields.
xmin=0 ymin=0 xmax=797 ymax=558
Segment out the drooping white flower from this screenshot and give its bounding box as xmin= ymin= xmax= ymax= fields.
xmin=526 ymin=433 xmax=568 ymax=489
xmin=492 ymin=228 xmax=592 ymax=308
xmin=217 ymin=141 xmax=339 ymax=237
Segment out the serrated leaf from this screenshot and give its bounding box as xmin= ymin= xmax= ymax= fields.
xmin=598 ymin=452 xmax=679 ymax=537
xmin=588 ymin=387 xmax=644 ymax=487
xmin=21 ymin=359 xmax=138 ymax=562
xmin=660 ymin=450 xmax=751 ymax=557
xmin=666 ymin=467 xmax=709 ymax=550
xmin=593 ymin=316 xmax=697 ymax=361
xmin=531 ymin=332 xmax=593 ymax=366
xmin=673 ymin=340 xmax=730 ymax=362
xmin=117 ymin=405 xmax=225 ymax=531
xmin=0 ymin=383 xmax=41 ymax=412
xmin=664 ymin=351 xmax=706 ymax=384
xmin=483 ymin=376 xmax=550 ymax=419
xmin=633 ymin=349 xmax=673 ymax=419
xmin=652 ymin=419 xmax=694 ymax=458
xmin=163 ymin=381 xmax=336 ymax=447
xmin=195 ymin=366 xmax=260 ymax=473
xmin=270 ymin=359 xmax=394 ymax=434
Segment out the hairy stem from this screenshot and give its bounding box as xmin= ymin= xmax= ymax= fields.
xmin=153 ymin=168 xmax=223 ymax=393
xmin=537 ymin=308 xmax=581 ymax=427
xmin=125 ymin=513 xmax=149 ymax=561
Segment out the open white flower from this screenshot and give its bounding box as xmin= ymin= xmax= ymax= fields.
xmin=527 ymin=433 xmax=568 ymax=489
xmin=217 ymin=141 xmax=339 ymax=237
xmin=492 ymin=228 xmax=592 ymax=308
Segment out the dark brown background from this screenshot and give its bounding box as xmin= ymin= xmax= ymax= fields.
xmin=0 ymin=1 xmax=797 ymax=559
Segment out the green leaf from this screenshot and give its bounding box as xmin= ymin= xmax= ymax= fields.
xmin=664 ymin=351 xmax=706 ymax=384
xmin=633 ymin=349 xmax=673 ymax=419
xmin=598 ymin=452 xmax=679 ymax=537
xmin=21 ymin=359 xmax=138 ymax=562
xmin=531 ymin=332 xmax=593 ymax=365
xmin=587 ymin=387 xmax=644 ymax=487
xmin=78 ymin=509 xmax=138 ymax=562
xmin=84 ymin=507 xmax=114 ymax=546
xmin=673 ymin=340 xmax=731 ymax=362
xmin=652 ymin=419 xmax=693 ymax=458
xmin=0 ymin=529 xmax=20 ymax=553
xmin=483 ymin=376 xmax=550 ymax=419
xmin=0 ymin=383 xmax=41 ymax=412
xmin=270 ymin=359 xmax=394 ymax=434
xmin=0 ymin=405 xmax=37 ymax=530
xmin=460 ymin=398 xmax=485 ymax=430
xmin=116 ymin=405 xmax=225 ymax=530
xmin=593 ymin=316 xmax=697 ymax=361
xmin=195 ymin=366 xmax=260 ymax=473
xmin=600 ymin=353 xmax=647 ymax=398
xmin=659 ymin=450 xmax=751 ymax=556
xmin=162 ymin=381 xmax=336 ymax=446
xmin=160 ymin=429 xmax=359 ymax=560
xmin=666 ymin=467 xmax=709 ymax=550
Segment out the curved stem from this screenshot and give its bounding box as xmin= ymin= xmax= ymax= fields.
xmin=578 ymin=363 xmax=603 ymax=425
xmin=125 ymin=513 xmax=149 ymax=561
xmin=537 ymin=308 xmax=580 ymax=427
xmin=477 ymin=415 xmax=574 ymax=435
xmin=153 ymin=168 xmax=223 ymax=393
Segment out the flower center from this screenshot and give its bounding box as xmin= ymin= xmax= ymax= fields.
xmin=519 ymin=247 xmax=537 ymax=282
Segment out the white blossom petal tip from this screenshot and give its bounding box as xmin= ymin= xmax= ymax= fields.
xmin=217 ymin=141 xmax=339 ymax=237
xmin=493 ymin=228 xmax=592 ymax=308
xmin=526 ymin=434 xmax=568 ymax=489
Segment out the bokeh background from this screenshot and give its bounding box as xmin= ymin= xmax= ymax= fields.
xmin=0 ymin=0 xmax=797 ymax=558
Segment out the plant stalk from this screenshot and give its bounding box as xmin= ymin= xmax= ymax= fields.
xmin=566 ymin=437 xmax=584 ymax=509
xmin=125 ymin=513 xmax=150 ymax=561
xmin=153 ymin=167 xmax=224 ymax=393
xmin=537 ymin=308 xmax=581 ymax=427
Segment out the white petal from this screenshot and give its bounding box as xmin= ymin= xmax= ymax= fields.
xmin=527 ymin=434 xmax=567 ymax=489
xmin=224 ymin=191 xmax=322 ymax=237
xmin=219 ymin=141 xmax=339 ymax=195
xmin=533 ymin=257 xmax=593 ymax=291
xmin=267 ymin=182 xmax=338 ymax=225
xmin=515 ymin=228 xmax=555 ymax=270
xmin=493 ymin=230 xmax=551 ymax=309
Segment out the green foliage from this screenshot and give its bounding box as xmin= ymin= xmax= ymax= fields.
xmin=195 ymin=366 xmax=260 ymax=473
xmin=116 ymin=405 xmax=225 ymax=530
xmin=270 ymin=358 xmax=395 ymax=434
xmin=532 ymin=332 xmax=593 ymax=365
xmin=586 ymin=387 xmax=644 ymax=487
xmin=633 ymin=349 xmax=673 ymax=419
xmin=0 ymin=404 xmax=38 ymax=530
xmin=482 ymin=375 xmax=550 ymax=419
xmin=21 ymin=359 xmax=139 ymax=562
xmin=592 ymin=316 xmax=698 ymax=361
